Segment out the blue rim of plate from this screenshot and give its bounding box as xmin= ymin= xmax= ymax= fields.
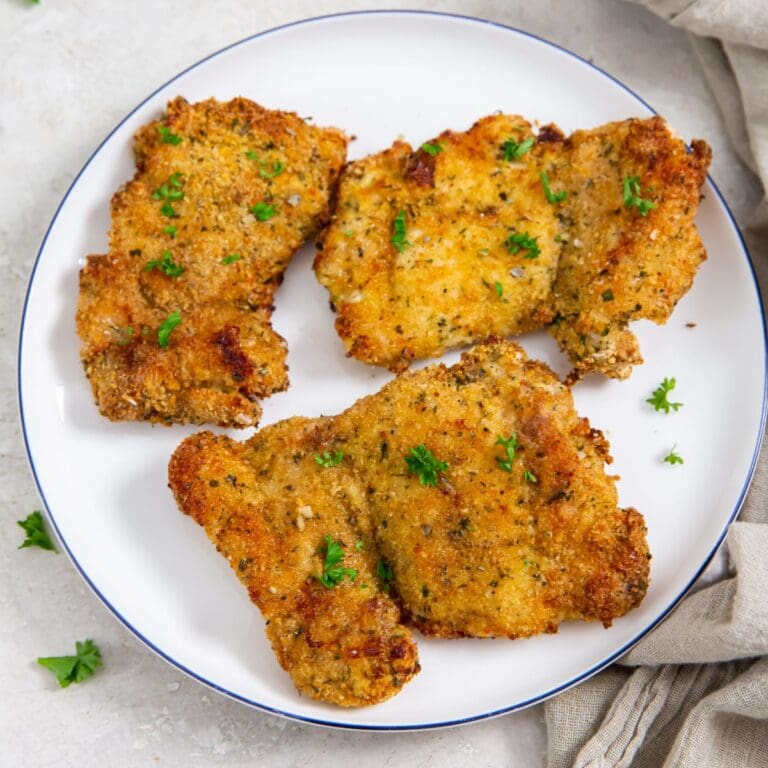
xmin=17 ymin=9 xmax=768 ymax=731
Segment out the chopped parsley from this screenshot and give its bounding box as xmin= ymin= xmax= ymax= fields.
xmin=157 ymin=124 xmax=182 ymax=145
xmin=601 ymin=289 xmax=614 ymax=302
xmin=377 ymin=559 xmax=394 ymax=584
xmin=664 ymin=445 xmax=684 ymax=465
xmin=501 ymin=136 xmax=534 ymax=161
xmin=646 ymin=377 xmax=683 ymax=413
xmin=420 ymin=141 xmax=444 ymax=156
xmin=314 ymin=450 xmax=344 ymax=468
xmin=160 ymin=202 xmax=179 ymax=218
xmin=244 ymin=150 xmax=260 ymax=160
xmin=496 ymin=434 xmax=519 ymax=472
xmin=152 ymin=173 xmax=184 ymax=202
xmin=37 ymin=639 xmax=102 ymax=688
xmin=157 ymin=310 xmax=181 ymax=348
xmin=524 ymin=469 xmax=538 ymax=484
xmin=495 ymin=281 xmax=504 ymax=298
xmin=17 ymin=510 xmax=56 ymax=552
xmin=504 ymin=230 xmax=540 ymax=259
xmin=318 ymin=536 xmax=356 ymax=588
xmin=355 ymin=540 xmax=365 ymax=552
xmin=343 ymin=230 xmax=354 ymax=237
xmin=540 ymin=171 xmax=567 ymax=204
xmin=221 ymin=253 xmax=242 ymax=265
xmin=162 ymin=225 xmax=177 ymax=238
xmin=250 ymin=202 xmax=277 ymax=221
xmin=405 ymin=445 xmax=449 ymax=486
xmin=391 ymin=210 xmax=409 ymax=253
xmin=623 ymin=175 xmax=657 ymax=216
xmin=144 ymin=250 xmax=185 ymax=278
xmin=259 ymin=160 xmax=285 ymax=179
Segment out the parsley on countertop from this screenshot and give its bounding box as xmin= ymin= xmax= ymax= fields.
xmin=37 ymin=639 xmax=102 ymax=688
xmin=17 ymin=510 xmax=56 ymax=552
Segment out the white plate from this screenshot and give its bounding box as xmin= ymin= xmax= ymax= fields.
xmin=19 ymin=11 xmax=767 ymax=730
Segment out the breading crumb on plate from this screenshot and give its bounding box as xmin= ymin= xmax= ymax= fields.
xmin=77 ymin=96 xmax=347 ymax=427
xmin=169 ymin=339 xmax=650 ymax=706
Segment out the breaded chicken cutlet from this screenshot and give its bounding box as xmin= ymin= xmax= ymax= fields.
xmin=169 ymin=340 xmax=650 ymax=705
xmin=314 ymin=115 xmax=560 ymax=372
xmin=77 ymin=96 xmax=347 ymax=426
xmin=315 ymin=115 xmax=710 ymax=380
xmin=169 ymin=417 xmax=420 ymax=707
xmin=538 ymin=117 xmax=711 ymax=381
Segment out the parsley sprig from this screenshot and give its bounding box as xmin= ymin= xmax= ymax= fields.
xmin=221 ymin=253 xmax=242 ymax=265
xmin=504 ymin=230 xmax=540 ymax=259
xmin=391 ymin=210 xmax=409 ymax=253
xmin=623 ymin=175 xmax=657 ymax=216
xmin=17 ymin=510 xmax=56 ymax=552
xmin=144 ymin=250 xmax=185 ymax=278
xmin=318 ymin=536 xmax=357 ymax=589
xmin=250 ymin=202 xmax=277 ymax=221
xmin=157 ymin=125 xmax=182 ymax=145
xmin=405 ymin=445 xmax=449 ymax=486
xmin=540 ymin=171 xmax=567 ymax=204
xmin=664 ymin=445 xmax=684 ymax=465
xmin=420 ymin=142 xmax=444 ymax=156
xmin=314 ymin=451 xmax=344 ymax=468
xmin=501 ymin=136 xmax=534 ymax=161
xmin=496 ymin=434 xmax=519 ymax=472
xmin=37 ymin=639 xmax=102 ymax=688
xmin=153 ymin=173 xmax=184 ymax=218
xmin=646 ymin=377 xmax=683 ymax=413
xmin=157 ymin=311 xmax=181 ymax=348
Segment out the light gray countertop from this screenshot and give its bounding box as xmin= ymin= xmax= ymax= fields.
xmin=0 ymin=1 xmax=762 ymax=766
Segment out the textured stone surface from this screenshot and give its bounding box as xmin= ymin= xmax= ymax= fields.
xmin=0 ymin=1 xmax=762 ymax=766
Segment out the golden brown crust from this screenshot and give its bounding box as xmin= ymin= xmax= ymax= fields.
xmin=315 ymin=115 xmax=560 ymax=372
xmin=168 ymin=421 xmax=419 ymax=708
xmin=332 ymin=340 xmax=650 ymax=638
xmin=539 ymin=117 xmax=711 ymax=381
xmin=169 ymin=340 xmax=650 ymax=706
xmin=316 ymin=115 xmax=710 ymax=380
xmin=77 ymin=96 xmax=348 ymax=426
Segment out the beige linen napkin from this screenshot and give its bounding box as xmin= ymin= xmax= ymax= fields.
xmin=545 ymin=3 xmax=768 ymax=766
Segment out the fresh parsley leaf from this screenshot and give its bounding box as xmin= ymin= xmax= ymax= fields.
xmin=160 ymin=202 xmax=178 ymax=218
xmin=391 ymin=210 xmax=409 ymax=253
xmin=504 ymin=230 xmax=540 ymax=259
xmin=405 ymin=445 xmax=449 ymax=486
xmin=496 ymin=434 xmax=519 ymax=472
xmin=501 ymin=136 xmax=534 ymax=161
xmin=162 ymin=225 xmax=177 ymax=238
xmin=17 ymin=510 xmax=56 ymax=552
xmin=157 ymin=124 xmax=182 ymax=145
xmin=420 ymin=142 xmax=444 ymax=156
xmin=601 ymin=289 xmax=614 ymax=302
xmin=646 ymin=377 xmax=683 ymax=414
xmin=144 ymin=250 xmax=185 ymax=278
xmin=259 ymin=161 xmax=285 ymax=179
xmin=524 ymin=469 xmax=538 ymax=483
xmin=157 ymin=311 xmax=181 ymax=348
xmin=152 ymin=176 xmax=184 ymax=202
xmin=539 ymin=171 xmax=567 ymax=204
xmin=623 ymin=175 xmax=657 ymax=216
xmin=37 ymin=639 xmax=102 ymax=688
xmin=494 ymin=281 xmax=504 ymax=298
xmin=664 ymin=445 xmax=684 ymax=465
xmin=318 ymin=535 xmax=357 ymax=588
xmin=250 ymin=202 xmax=277 ymax=221
xmin=245 ymin=150 xmax=260 ymax=160
xmin=377 ymin=559 xmax=394 ymax=583
xmin=314 ymin=451 xmax=344 ymax=468
xmin=221 ymin=253 xmax=242 ymax=265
